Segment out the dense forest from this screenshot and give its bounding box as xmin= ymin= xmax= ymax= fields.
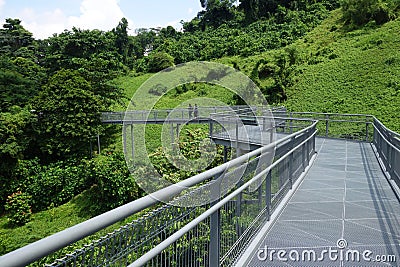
xmin=1 ymin=0 xmax=400 ymax=256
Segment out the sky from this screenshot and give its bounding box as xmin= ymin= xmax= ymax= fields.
xmin=0 ymin=0 xmax=203 ymax=39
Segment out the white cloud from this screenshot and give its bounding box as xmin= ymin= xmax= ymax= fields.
xmin=188 ymin=8 xmax=193 ymax=15
xmin=20 ymin=8 xmax=67 ymax=39
xmin=18 ymin=0 xmax=132 ymax=39
xmin=67 ymin=0 xmax=125 ymax=31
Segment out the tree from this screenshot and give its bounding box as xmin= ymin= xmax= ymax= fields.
xmin=32 ymin=69 xmax=103 ymax=158
xmin=0 ymin=107 xmax=36 ymax=209
xmin=0 ymin=58 xmax=36 ymax=112
xmin=0 ymin=18 xmax=35 ymax=57
xmin=113 ymin=18 xmax=130 ymax=63
xmin=340 ymin=0 xmax=397 ymax=26
xmin=147 ymin=52 xmax=175 ymax=72
xmin=41 ymin=28 xmax=122 ymax=73
xmin=198 ymin=0 xmax=236 ymax=29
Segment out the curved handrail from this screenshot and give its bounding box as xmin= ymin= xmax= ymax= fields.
xmin=0 ymin=119 xmax=317 ymax=267
xmin=128 ymin=126 xmax=318 ymax=266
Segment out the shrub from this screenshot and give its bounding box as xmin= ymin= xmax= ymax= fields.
xmin=89 ymin=152 xmax=140 ymax=214
xmin=5 ymin=191 xmax=32 ymax=226
xmin=147 ymin=52 xmax=175 ymax=72
xmin=12 ymin=159 xmax=93 ymax=212
xmin=341 ymin=0 xmax=397 ymax=26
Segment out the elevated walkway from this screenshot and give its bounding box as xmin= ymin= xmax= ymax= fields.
xmin=0 ymin=109 xmax=398 ymax=267
xmin=240 ymin=138 xmax=400 ymax=266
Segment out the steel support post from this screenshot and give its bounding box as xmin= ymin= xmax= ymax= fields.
xmin=97 ymin=134 xmax=101 ymax=154
xmin=176 ymin=124 xmax=180 ymax=138
xmin=223 ymin=146 xmax=228 ymax=163
xmin=170 ymin=124 xmax=174 ymax=143
xmin=123 ymin=124 xmax=127 ymax=156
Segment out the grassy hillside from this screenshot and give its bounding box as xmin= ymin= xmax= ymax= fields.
xmin=115 ymin=10 xmax=399 ymax=132
xmin=284 ymin=10 xmax=400 ymax=132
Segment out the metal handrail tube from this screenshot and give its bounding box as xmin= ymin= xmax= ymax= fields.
xmin=273 ymin=110 xmax=373 ymax=118
xmin=128 ymin=125 xmax=318 ymax=267
xmin=374 ymin=117 xmax=400 ymax=139
xmin=0 ymin=121 xmax=317 ymax=267
xmin=101 ymin=106 xmax=273 ymax=122
xmin=373 ymin=123 xmax=400 ymax=153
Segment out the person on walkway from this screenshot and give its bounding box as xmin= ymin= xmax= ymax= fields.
xmin=193 ymin=104 xmax=198 ymax=118
xmin=188 ymin=104 xmax=193 ymax=119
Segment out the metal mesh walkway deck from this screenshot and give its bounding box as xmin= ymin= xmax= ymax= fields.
xmin=244 ymin=138 xmax=400 ymax=266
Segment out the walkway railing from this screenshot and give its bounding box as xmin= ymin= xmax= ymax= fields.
xmin=101 ymin=106 xmax=286 ymax=124
xmin=372 ymin=117 xmax=400 ymax=188
xmin=271 ymin=111 xmax=374 ymax=141
xmin=2 ymin=107 xmax=399 ymax=267
xmin=127 ymin=122 xmax=317 ymax=267
xmin=0 ymin=116 xmax=317 ymax=267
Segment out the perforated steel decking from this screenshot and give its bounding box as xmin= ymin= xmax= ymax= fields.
xmin=244 ymin=138 xmax=400 ymax=267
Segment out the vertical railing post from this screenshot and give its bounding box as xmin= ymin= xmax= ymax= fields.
xmin=289 ymin=138 xmax=294 ymax=189
xmin=312 ymin=126 xmax=316 ymax=154
xmin=131 ymin=125 xmax=134 ymax=160
xmin=270 ymin=127 xmax=274 ymax=143
xmin=263 ymin=117 xmax=266 ymax=132
xmin=325 ymin=114 xmax=329 ymax=137
xmin=373 ymin=119 xmax=376 ymax=145
xmin=366 ymin=120 xmax=369 ymax=142
xmin=209 ymin=175 xmax=221 ymax=267
xmin=236 ymin=183 xmax=243 ymax=237
xmin=266 ymin=171 xmax=272 ymax=221
xmin=307 ymin=134 xmax=310 ymax=163
xmin=302 ymin=138 xmax=306 ymax=172
xmin=258 ymin=183 xmax=263 ymax=210
xmin=236 ymin=119 xmax=239 ymax=149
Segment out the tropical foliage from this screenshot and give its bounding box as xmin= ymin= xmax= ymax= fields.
xmin=1 ymin=0 xmax=400 ymax=257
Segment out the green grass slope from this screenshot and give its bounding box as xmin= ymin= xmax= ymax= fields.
xmin=114 ymin=10 xmax=400 ymax=134
xmin=284 ymin=10 xmax=400 ymax=132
